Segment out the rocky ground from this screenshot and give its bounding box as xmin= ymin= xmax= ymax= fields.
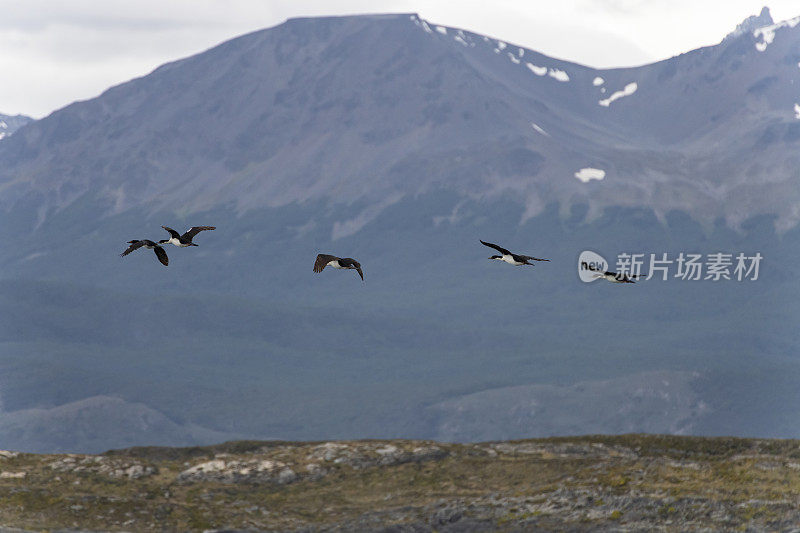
xmin=2 ymin=435 xmax=800 ymax=531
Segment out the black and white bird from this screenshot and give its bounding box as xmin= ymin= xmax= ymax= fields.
xmin=313 ymin=254 xmax=364 ymax=281
xmin=480 ymin=240 xmax=549 ymax=266
xmin=588 ymin=265 xmax=639 ymax=283
xmin=161 ymin=225 xmax=216 ymax=247
xmin=120 ymin=240 xmax=169 ymax=266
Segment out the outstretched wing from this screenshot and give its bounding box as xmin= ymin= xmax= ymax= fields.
xmin=153 ymin=246 xmax=169 ymax=266
xmin=182 ymin=226 xmax=216 ymax=240
xmin=161 ymin=226 xmax=181 ymax=239
xmin=520 ymin=255 xmax=550 ymax=262
xmin=120 ymin=241 xmax=144 ymax=257
xmin=314 ymin=254 xmax=337 ymax=273
xmin=480 ymin=240 xmax=511 ymax=256
xmin=340 ymin=258 xmax=364 ymax=281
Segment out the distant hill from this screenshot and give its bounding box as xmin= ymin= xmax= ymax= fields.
xmin=0 ymin=11 xmax=798 ymax=452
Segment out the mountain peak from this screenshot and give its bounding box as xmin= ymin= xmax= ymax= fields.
xmin=723 ymin=6 xmax=774 ymax=41
xmin=0 ymin=113 xmax=34 ymax=141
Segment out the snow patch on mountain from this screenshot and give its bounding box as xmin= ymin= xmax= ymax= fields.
xmin=526 ymin=63 xmax=547 ymax=76
xmin=531 ymin=123 xmax=549 ymax=136
xmin=508 ymin=52 xmax=520 ymax=64
xmin=599 ymin=82 xmax=638 ymax=107
xmin=794 ymin=103 xmax=800 ymax=119
xmin=593 ymin=77 xmax=604 ymax=86
xmin=548 ymin=69 xmax=569 ymax=82
xmin=453 ymin=30 xmax=473 ymax=47
xmin=574 ymin=168 xmax=606 ymax=183
xmin=497 ymin=41 xmax=506 ymax=50
xmin=435 ymin=25 xmax=447 ymax=35
xmin=753 ymin=16 xmax=800 ymax=52
xmin=0 ymin=114 xmax=33 ymax=141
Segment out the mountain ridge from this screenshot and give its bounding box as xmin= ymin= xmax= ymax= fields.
xmin=2 ymin=11 xmax=800 ymax=234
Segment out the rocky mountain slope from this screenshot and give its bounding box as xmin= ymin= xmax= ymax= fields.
xmin=0 ymin=113 xmax=33 ymax=141
xmin=1 ymin=434 xmax=800 ymax=531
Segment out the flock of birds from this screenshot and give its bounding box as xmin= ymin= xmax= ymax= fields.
xmin=121 ymin=227 xmax=639 ymax=283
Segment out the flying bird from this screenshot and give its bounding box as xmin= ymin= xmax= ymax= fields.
xmin=120 ymin=240 xmax=169 ymax=266
xmin=480 ymin=240 xmax=549 ymax=266
xmin=161 ymin=225 xmax=216 ymax=247
xmin=587 ymin=264 xmax=639 ymax=283
xmin=313 ymin=254 xmax=364 ymax=281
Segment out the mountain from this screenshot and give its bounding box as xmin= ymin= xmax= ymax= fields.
xmin=724 ymin=6 xmax=774 ymax=41
xmin=0 ymin=12 xmax=799 ymax=452
xmin=2 ymin=12 xmax=800 ymax=230
xmin=0 ymin=113 xmax=33 ymax=140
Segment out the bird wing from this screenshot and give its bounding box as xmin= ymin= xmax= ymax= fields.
xmin=120 ymin=241 xmax=144 ymax=257
xmin=520 ymin=255 xmax=550 ymax=262
xmin=153 ymin=246 xmax=169 ymax=266
xmin=340 ymin=258 xmax=364 ymax=281
xmin=182 ymin=226 xmax=216 ymax=240
xmin=480 ymin=240 xmax=511 ymax=255
xmin=161 ymin=226 xmax=181 ymax=239
xmin=314 ymin=254 xmax=337 ymax=273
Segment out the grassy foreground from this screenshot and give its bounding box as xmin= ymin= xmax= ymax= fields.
xmin=1 ymin=434 xmax=800 ymax=531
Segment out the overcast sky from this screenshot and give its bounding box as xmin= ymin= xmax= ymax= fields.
xmin=1 ymin=1 xmax=797 ymax=118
